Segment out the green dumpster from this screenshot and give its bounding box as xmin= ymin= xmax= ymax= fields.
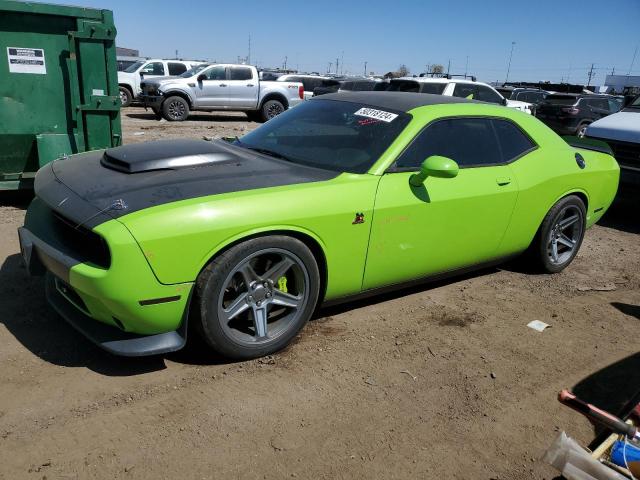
xmin=0 ymin=0 xmax=121 ymax=190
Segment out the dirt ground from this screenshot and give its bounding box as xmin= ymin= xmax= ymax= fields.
xmin=1 ymin=107 xmax=639 ymax=480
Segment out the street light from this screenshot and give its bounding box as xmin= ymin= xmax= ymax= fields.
xmin=505 ymin=41 xmax=516 ymax=84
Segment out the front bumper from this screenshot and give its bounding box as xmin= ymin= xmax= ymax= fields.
xmin=19 ymin=198 xmax=193 ymax=356
xmin=139 ymin=94 xmax=164 ymax=109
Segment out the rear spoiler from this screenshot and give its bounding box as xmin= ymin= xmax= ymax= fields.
xmin=562 ymin=136 xmax=614 ymax=156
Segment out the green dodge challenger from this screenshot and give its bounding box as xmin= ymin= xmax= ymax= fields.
xmin=18 ymin=92 xmax=619 ymax=359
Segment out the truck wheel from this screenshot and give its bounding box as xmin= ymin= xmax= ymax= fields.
xmin=261 ymin=99 xmax=285 ymax=122
xmin=119 ymin=86 xmax=132 ymax=107
xmin=162 ymin=96 xmax=190 ymax=121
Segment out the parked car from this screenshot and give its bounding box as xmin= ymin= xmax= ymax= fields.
xmin=19 ymin=92 xmax=619 ymax=359
xmin=388 ymin=77 xmax=534 ymax=114
xmin=497 ymin=86 xmax=549 ymax=105
xmin=536 ymin=94 xmax=622 ymax=137
xmin=276 ymin=74 xmax=330 ymax=100
xmin=118 ymin=58 xmax=204 ymax=107
xmin=139 ymin=64 xmax=304 ymax=122
xmin=116 ymin=56 xmax=145 ymax=72
xmin=585 ymin=95 xmax=640 ymax=185
xmin=312 ymin=77 xmax=385 ymax=96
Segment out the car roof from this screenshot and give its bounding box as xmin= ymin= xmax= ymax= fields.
xmin=312 ymin=91 xmax=473 ymax=112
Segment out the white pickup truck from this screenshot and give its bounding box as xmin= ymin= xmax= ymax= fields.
xmin=139 ymin=64 xmax=304 ymax=122
xmin=118 ymin=58 xmax=205 ymax=107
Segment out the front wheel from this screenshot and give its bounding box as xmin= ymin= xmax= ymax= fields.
xmin=119 ymin=86 xmax=132 ymax=107
xmin=162 ymin=96 xmax=190 ymax=121
xmin=260 ymin=99 xmax=285 ymax=122
xmin=195 ymin=236 xmax=320 ymax=359
xmin=531 ymin=195 xmax=586 ymax=273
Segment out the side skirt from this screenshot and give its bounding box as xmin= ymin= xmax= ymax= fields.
xmin=321 ymin=254 xmax=520 ymax=308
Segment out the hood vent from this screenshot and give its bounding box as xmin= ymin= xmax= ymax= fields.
xmin=101 ymin=139 xmax=238 ymax=173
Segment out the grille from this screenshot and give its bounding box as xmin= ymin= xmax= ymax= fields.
xmin=52 ymin=211 xmax=111 ymax=269
xmin=597 ymin=139 xmax=639 ymax=170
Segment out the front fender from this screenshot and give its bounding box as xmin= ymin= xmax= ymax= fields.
xmin=159 ymin=86 xmax=196 ymax=105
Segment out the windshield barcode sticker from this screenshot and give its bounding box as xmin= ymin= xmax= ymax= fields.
xmin=354 ymin=108 xmax=398 ymax=123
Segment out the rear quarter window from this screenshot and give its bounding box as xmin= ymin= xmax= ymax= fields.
xmin=492 ymin=119 xmax=536 ymax=161
xmin=168 ymin=62 xmax=187 ymax=75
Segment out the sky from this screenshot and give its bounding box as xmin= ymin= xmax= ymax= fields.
xmin=47 ymin=0 xmax=640 ymax=85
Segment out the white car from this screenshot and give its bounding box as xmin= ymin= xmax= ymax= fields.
xmin=276 ymin=74 xmax=331 ymax=100
xmin=388 ymin=76 xmax=534 ymax=114
xmin=585 ymin=95 xmax=640 ymax=185
xmin=118 ymin=59 xmax=205 ymax=107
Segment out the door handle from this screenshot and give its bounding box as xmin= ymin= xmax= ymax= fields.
xmin=247 ymin=84 xmax=255 ymax=87
xmin=496 ymin=177 xmax=511 ymax=186
xmin=219 ymin=83 xmax=227 ymax=87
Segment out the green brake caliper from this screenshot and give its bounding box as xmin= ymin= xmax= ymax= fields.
xmin=277 ymin=276 xmax=288 ymax=293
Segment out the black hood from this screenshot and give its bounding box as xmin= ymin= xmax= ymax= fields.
xmin=34 ymin=139 xmax=338 ymax=229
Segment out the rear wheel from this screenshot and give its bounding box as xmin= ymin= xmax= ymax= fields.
xmin=162 ymin=96 xmax=190 ymax=121
xmin=260 ymin=99 xmax=285 ymax=122
xmin=119 ymin=86 xmax=132 ymax=107
xmin=530 ymin=195 xmax=586 ymax=273
xmin=576 ymin=123 xmax=590 ymax=137
xmin=195 ymin=236 xmax=320 ymax=359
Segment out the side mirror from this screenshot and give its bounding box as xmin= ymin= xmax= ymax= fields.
xmin=409 ymin=156 xmax=459 ymax=186
xmin=501 ymin=97 xmax=508 ymax=106
xmin=197 ymin=73 xmax=207 ymax=82
xmin=139 ymin=71 xmax=144 ymax=78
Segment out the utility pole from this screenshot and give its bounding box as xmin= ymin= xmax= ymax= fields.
xmin=175 ymin=49 xmax=179 ymax=59
xmin=336 ymin=57 xmax=339 ymax=75
xmin=446 ymin=59 xmax=451 ymax=75
xmin=505 ymin=41 xmax=515 ymax=83
xmin=328 ymin=62 xmax=332 ymax=74
xmin=340 ymin=50 xmax=344 ymax=75
xmin=628 ymin=45 xmax=638 ymax=76
xmin=587 ymin=63 xmax=595 ymax=86
xmin=364 ymin=61 xmax=367 ymax=76
xmin=465 ymin=55 xmax=469 ymax=76
xmin=248 ymin=34 xmax=251 ymax=65
xmin=611 ymin=67 xmax=615 ymax=76
xmin=283 ymin=56 xmax=287 ymax=70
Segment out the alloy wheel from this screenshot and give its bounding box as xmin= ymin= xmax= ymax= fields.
xmin=546 ymin=205 xmax=583 ymax=266
xmin=217 ymin=248 xmax=310 ymax=345
xmin=168 ymin=100 xmax=186 ymax=119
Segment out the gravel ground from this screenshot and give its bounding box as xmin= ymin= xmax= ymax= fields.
xmin=0 ymin=107 xmax=638 ymax=480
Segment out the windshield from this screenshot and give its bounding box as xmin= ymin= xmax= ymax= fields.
xmin=123 ymin=60 xmax=145 ymax=73
xmin=180 ymin=64 xmax=210 ymax=78
xmin=237 ymin=99 xmax=411 ymax=174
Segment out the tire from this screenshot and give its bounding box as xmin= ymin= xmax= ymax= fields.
xmin=162 ymin=96 xmax=190 ymax=121
xmin=195 ymin=236 xmax=320 ymax=359
xmin=576 ymin=123 xmax=590 ymax=138
xmin=530 ymin=195 xmax=586 ymax=273
xmin=260 ymin=99 xmax=285 ymax=122
xmin=246 ymin=111 xmax=261 ymax=123
xmin=119 ymin=86 xmax=133 ymax=107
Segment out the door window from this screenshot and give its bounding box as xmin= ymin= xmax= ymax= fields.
xmin=394 ymin=117 xmax=534 ymax=170
xmin=168 ymin=62 xmax=187 ymax=75
xmin=475 ymin=85 xmax=504 ymax=104
xmin=204 ymin=66 xmax=226 ymax=80
xmin=419 ymin=83 xmax=446 ymax=94
xmin=229 ymin=67 xmax=253 ymax=80
xmin=452 ymin=83 xmax=477 ymax=100
xmin=141 ymin=62 xmax=165 ymax=75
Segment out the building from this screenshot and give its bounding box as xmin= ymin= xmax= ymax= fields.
xmin=605 ymin=75 xmax=640 ymax=94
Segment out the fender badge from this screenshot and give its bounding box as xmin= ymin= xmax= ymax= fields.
xmin=352 ymin=212 xmax=365 ymax=225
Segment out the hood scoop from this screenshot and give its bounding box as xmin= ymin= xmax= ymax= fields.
xmin=101 ymin=139 xmax=238 ymax=173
